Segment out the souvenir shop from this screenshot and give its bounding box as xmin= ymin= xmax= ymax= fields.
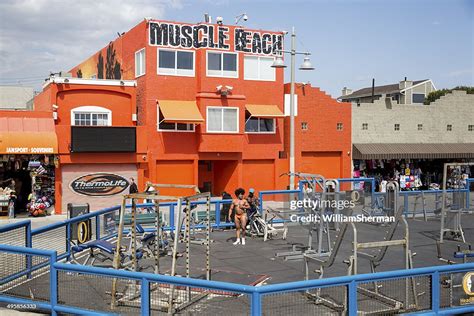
xmin=0 ymin=154 xmax=57 ymax=216
xmin=353 ymin=158 xmax=472 ymax=191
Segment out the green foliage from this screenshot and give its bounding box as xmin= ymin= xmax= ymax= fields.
xmin=424 ymin=86 xmax=474 ymax=104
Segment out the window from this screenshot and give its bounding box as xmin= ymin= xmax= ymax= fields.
xmin=412 ymin=93 xmax=425 ymax=103
xmin=301 ymin=122 xmax=308 ymax=130
xmin=418 ymin=124 xmax=423 ymax=131
xmin=362 ymin=123 xmax=368 ymax=130
xmin=157 ymin=110 xmax=194 ymax=132
xmin=207 ymin=107 xmax=238 ymax=133
xmin=135 ymin=48 xmax=146 ymax=77
xmin=157 ymin=49 xmax=194 ymax=76
xmin=337 ymin=123 xmax=343 ymax=131
xmin=469 ymin=125 xmax=474 ymax=132
xmin=71 ymin=106 xmax=112 ymax=126
xmin=245 ymin=113 xmax=275 ymax=133
xmin=207 ymin=51 xmax=238 ymax=78
xmin=394 ymin=124 xmax=400 ymax=131
xmin=244 ymin=56 xmax=275 ymax=81
xmin=447 ymin=124 xmax=452 ymax=131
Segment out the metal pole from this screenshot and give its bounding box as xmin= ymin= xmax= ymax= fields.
xmin=440 ymin=163 xmax=448 ymax=243
xmin=289 ymin=26 xmax=296 ymax=190
xmin=155 ymin=200 xmax=160 ymax=274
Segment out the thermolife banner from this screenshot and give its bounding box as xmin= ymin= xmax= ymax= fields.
xmin=149 ymin=22 xmax=283 ymax=55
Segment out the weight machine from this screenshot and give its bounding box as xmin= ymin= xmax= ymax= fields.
xmin=274 ymin=172 xmax=335 ymax=261
xmin=440 ymin=162 xmax=473 ymax=243
xmin=109 ymin=183 xmax=212 ymax=314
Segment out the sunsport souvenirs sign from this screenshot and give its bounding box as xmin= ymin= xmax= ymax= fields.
xmin=149 ymin=22 xmax=283 ymax=55
xmin=70 ymin=173 xmax=129 ymax=197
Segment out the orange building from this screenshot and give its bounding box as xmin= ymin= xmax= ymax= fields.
xmin=26 ymin=18 xmax=351 ymax=214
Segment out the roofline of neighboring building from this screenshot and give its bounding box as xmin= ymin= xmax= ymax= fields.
xmin=399 ymin=79 xmax=436 ymax=93
xmin=42 ymin=77 xmax=137 ymax=89
xmin=338 ymin=79 xmax=435 ymax=100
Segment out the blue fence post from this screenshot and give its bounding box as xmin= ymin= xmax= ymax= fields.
xmin=432 ymin=271 xmax=440 ymax=313
xmin=251 ymin=291 xmax=261 ymax=316
xmin=348 ymin=280 xmax=357 ymax=316
xmin=404 ymin=194 xmax=409 ymax=218
xmin=215 ymin=201 xmax=221 ymax=229
xmin=95 ymin=215 xmax=101 ymax=240
xmin=259 ymin=192 xmax=263 ymax=214
xmin=66 ymin=223 xmax=71 ymax=262
xmin=169 ymin=204 xmax=175 ymax=229
xmin=141 ymin=278 xmax=150 ymax=315
xmin=50 ymin=251 xmax=58 ymax=316
xmin=26 ymin=221 xmax=32 ymax=279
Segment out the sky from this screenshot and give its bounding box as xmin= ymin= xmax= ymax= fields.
xmin=0 ymin=0 xmax=472 ymax=98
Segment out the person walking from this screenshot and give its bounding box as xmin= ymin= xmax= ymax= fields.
xmin=229 ymin=188 xmax=250 ymax=245
xmin=129 ymin=177 xmax=138 ymax=194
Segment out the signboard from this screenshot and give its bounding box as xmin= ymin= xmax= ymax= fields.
xmin=70 ymin=173 xmax=129 ymax=197
xmin=68 ymin=203 xmax=91 ymax=244
xmin=149 ymin=22 xmax=283 ymax=55
xmin=6 ymin=147 xmax=55 ymax=154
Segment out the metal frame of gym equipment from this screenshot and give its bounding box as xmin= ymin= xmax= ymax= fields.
xmin=362 ymin=182 xmax=399 ymax=220
xmin=304 ymin=185 xmax=420 ymax=314
xmin=247 ymin=207 xmax=288 ymax=241
xmin=275 ymin=172 xmax=333 ymax=261
xmin=109 ymin=183 xmax=212 ymax=314
xmin=440 ymin=162 xmax=474 ymax=243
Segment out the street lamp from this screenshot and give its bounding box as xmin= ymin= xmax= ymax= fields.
xmin=272 ymin=27 xmax=314 ymax=189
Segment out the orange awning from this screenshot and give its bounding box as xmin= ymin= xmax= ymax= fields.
xmin=245 ymin=104 xmax=285 ymax=118
xmin=158 ymin=100 xmax=204 ymax=124
xmin=0 ymin=117 xmax=58 ymax=154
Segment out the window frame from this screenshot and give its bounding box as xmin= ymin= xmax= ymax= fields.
xmin=417 ymin=124 xmax=423 ymax=131
xmin=301 ymin=122 xmax=308 ymax=130
xmin=157 ymin=48 xmax=195 ymax=77
xmin=206 ymin=106 xmax=239 ymax=134
xmin=447 ymin=124 xmax=452 ymax=131
xmin=71 ymin=106 xmax=112 ymax=126
xmin=135 ymin=48 xmax=146 ymax=78
xmin=243 ymin=55 xmax=276 ymax=81
xmin=394 ymin=123 xmax=400 ymax=131
xmin=469 ymin=125 xmax=474 ymax=132
xmin=362 ymin=123 xmax=368 ymax=130
xmin=206 ymin=51 xmax=239 ymax=78
xmin=336 ymin=122 xmax=343 ymax=131
xmin=157 ymin=106 xmax=195 ymax=133
xmin=245 ymin=114 xmax=276 ymax=134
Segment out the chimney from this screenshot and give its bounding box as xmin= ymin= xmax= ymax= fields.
xmin=342 ymin=87 xmax=352 ymax=96
xmin=399 ymin=77 xmax=413 ymax=90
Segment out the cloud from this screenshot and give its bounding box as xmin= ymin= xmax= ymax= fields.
xmin=0 ymin=0 xmax=182 ymax=87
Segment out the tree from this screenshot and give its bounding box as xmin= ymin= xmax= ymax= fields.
xmin=97 ymin=53 xmax=104 ymax=79
xmin=76 ymin=69 xmax=83 ymax=78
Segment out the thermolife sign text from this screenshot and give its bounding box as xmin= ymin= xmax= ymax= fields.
xmin=149 ymin=22 xmax=283 ymax=55
xmin=70 ymin=173 xmax=129 ymax=197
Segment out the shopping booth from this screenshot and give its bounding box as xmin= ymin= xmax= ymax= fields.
xmin=0 ymin=117 xmax=58 ymax=217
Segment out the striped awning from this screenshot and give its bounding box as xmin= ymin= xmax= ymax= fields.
xmin=353 ymin=143 xmax=474 ymax=160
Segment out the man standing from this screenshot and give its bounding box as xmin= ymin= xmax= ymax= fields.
xmin=246 ymin=188 xmax=259 ymax=216
xmin=129 ymin=177 xmax=138 ymax=194
xmin=229 ymin=188 xmax=250 ymax=245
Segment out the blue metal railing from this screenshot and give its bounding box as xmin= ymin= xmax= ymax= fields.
xmin=0 ymin=244 xmax=473 ymax=315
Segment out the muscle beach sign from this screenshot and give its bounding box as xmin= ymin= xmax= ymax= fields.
xmin=70 ymin=173 xmax=129 ymax=197
xmin=149 ymin=22 xmax=283 ymax=55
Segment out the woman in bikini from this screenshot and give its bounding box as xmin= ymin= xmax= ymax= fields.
xmin=229 ymin=188 xmax=250 ymax=245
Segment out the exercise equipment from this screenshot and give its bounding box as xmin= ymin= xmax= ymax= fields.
xmin=437 ymin=242 xmax=474 ymax=264
xmin=275 ymin=172 xmax=333 ymax=261
xmin=109 ymin=183 xmax=212 ymax=314
xmin=304 ymin=205 xmax=420 ymax=314
xmin=247 ymin=208 xmax=288 ymax=241
xmin=440 ymin=162 xmax=473 ymax=243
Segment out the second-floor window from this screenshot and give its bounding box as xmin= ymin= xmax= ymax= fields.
xmin=394 ymin=123 xmax=400 ymax=131
xmin=158 ymin=49 xmax=194 ymax=76
xmin=245 ymin=113 xmax=275 ymax=133
xmin=207 ymin=51 xmax=238 ymax=78
xmin=447 ymin=124 xmax=452 ymax=131
xmin=135 ymin=48 xmax=145 ymax=77
xmin=418 ymin=124 xmax=423 ymax=131
xmin=362 ymin=123 xmax=368 ymax=130
xmin=71 ymin=106 xmax=112 ymax=126
xmin=244 ymin=56 xmax=275 ymax=81
xmin=207 ymin=107 xmax=238 ymax=133
xmin=337 ymin=123 xmax=343 ymax=131
xmin=158 ymin=111 xmax=194 ymax=132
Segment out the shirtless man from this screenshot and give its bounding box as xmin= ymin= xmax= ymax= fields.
xmin=229 ymin=188 xmax=250 ymax=245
